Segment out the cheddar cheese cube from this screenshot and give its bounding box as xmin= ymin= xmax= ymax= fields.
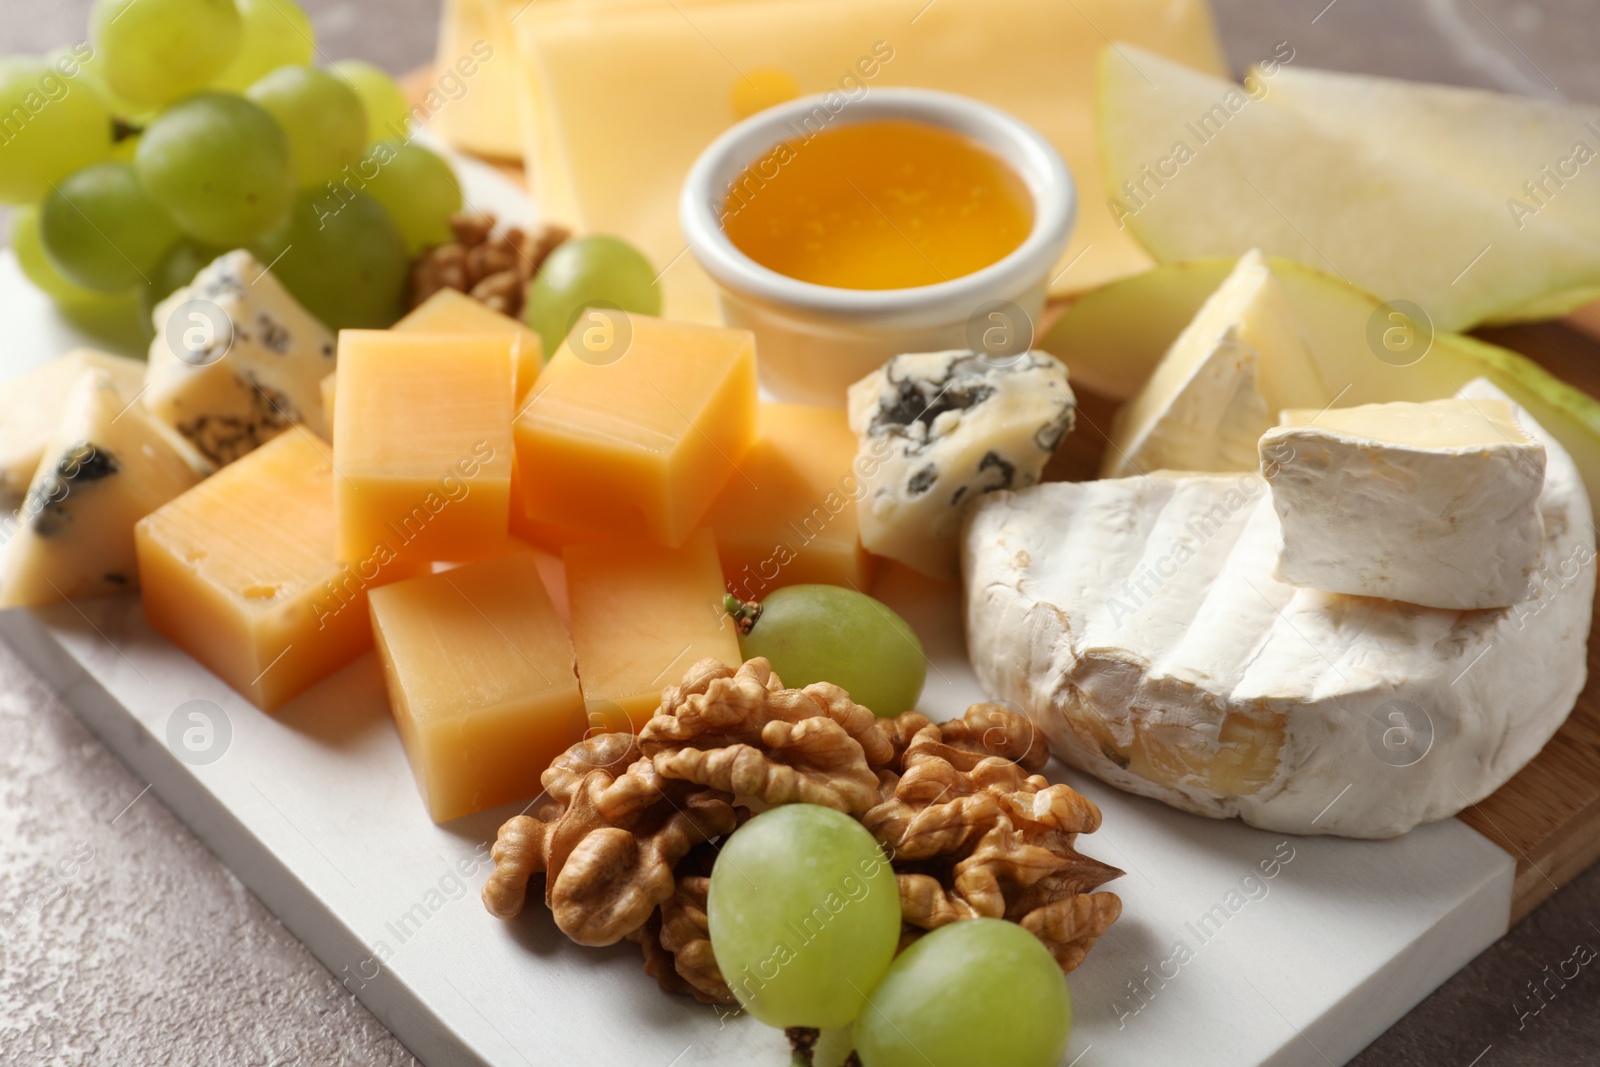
xmin=565 ymin=527 xmax=740 ymax=733
xmin=333 ymin=331 xmax=515 ymax=566
xmin=135 ymin=431 xmax=424 ymax=710
xmin=395 ymin=288 xmax=543 ymax=402
xmin=705 ymin=403 xmax=874 ymax=601
xmin=370 ymin=546 xmax=586 ymax=823
xmin=515 ymin=313 xmax=758 ymax=547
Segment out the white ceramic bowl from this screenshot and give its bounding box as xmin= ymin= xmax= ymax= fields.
xmin=681 ymin=87 xmax=1076 ymax=407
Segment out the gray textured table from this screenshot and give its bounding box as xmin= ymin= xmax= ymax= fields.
xmin=3 ymin=2 xmax=1599 ymax=1064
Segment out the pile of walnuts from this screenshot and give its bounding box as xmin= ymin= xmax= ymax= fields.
xmin=407 ymin=212 xmax=568 ymax=319
xmin=481 ymin=658 xmax=1123 ymax=1004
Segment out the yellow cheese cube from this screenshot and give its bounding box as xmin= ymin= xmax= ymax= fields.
xmin=565 ymin=528 xmax=740 ymax=733
xmin=333 ymin=331 xmax=515 ymax=566
xmin=515 ymin=313 xmax=758 ymax=548
xmin=136 ymin=431 xmax=425 ymax=710
xmin=370 ymin=546 xmax=586 ymax=822
xmin=705 ymin=403 xmax=874 ymax=601
xmin=395 ymin=288 xmax=543 ymax=402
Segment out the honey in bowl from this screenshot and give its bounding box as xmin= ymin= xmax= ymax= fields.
xmin=719 ymin=119 xmax=1035 ymax=290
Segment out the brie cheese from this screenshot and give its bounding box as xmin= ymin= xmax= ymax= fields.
xmin=0 ymin=349 xmax=144 ymax=510
xmin=963 ymin=380 xmax=1592 ymax=838
xmin=848 ymin=350 xmax=1075 ymax=580
xmin=1103 ymin=249 xmax=1326 ymax=477
xmin=0 ymin=369 xmax=209 ymax=608
xmin=145 ymin=250 xmax=336 ymax=468
xmin=1263 ymin=396 xmax=1546 ymax=609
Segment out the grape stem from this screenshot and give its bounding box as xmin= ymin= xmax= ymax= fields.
xmin=786 ymin=1028 xmax=819 ymax=1067
xmin=111 ymin=118 xmax=144 ymax=143
xmin=723 ymin=593 xmax=763 ymax=636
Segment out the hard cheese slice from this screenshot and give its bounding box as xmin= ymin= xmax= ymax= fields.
xmin=1263 ymin=393 xmax=1546 ymax=609
xmin=507 ymin=0 xmax=1227 ymax=319
xmin=333 ymin=331 xmax=515 ymax=566
xmin=1105 ymin=250 xmax=1326 ymax=477
xmin=369 ymin=546 xmax=585 ymax=823
xmin=515 ymin=313 xmax=758 ymax=548
xmin=136 ymin=430 xmax=424 ymax=711
xmin=0 ymin=349 xmax=144 ymax=509
xmin=1 ymin=368 xmax=207 ymax=608
xmin=964 ymin=382 xmax=1593 ymax=838
xmin=705 ymin=402 xmax=873 ymax=601
xmin=565 ymin=528 xmax=740 ymax=733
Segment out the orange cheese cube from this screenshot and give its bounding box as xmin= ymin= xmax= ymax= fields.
xmin=333 ymin=331 xmax=514 ymax=566
xmin=515 ymin=312 xmax=758 ymax=547
xmin=395 ymin=288 xmax=543 ymax=402
xmin=369 ymin=546 xmax=586 ymax=822
xmin=705 ymin=403 xmax=875 ymax=601
xmin=564 ymin=527 xmax=740 ymax=732
xmin=135 ymin=431 xmax=424 ymax=710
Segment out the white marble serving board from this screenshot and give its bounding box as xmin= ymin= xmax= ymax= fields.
xmin=0 ymin=154 xmax=1515 ymax=1067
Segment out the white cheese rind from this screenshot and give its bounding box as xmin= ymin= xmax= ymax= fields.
xmin=0 ymin=369 xmax=209 ymax=608
xmin=848 ymin=350 xmax=1075 ymax=580
xmin=0 ymin=349 xmax=144 ymax=510
xmin=1103 ymin=249 xmax=1327 ymax=477
xmin=963 ymin=384 xmax=1592 ymax=838
xmin=1263 ymin=397 xmax=1546 ymax=609
xmin=145 ymin=249 xmax=336 ymax=467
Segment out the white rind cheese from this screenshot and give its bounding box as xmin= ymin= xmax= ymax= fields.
xmin=145 ymin=249 xmax=335 ymax=467
xmin=847 ymin=350 xmax=1075 ymax=580
xmin=0 ymin=349 xmax=144 ymax=510
xmin=1103 ymin=249 xmax=1326 ymax=477
xmin=963 ymin=381 xmax=1592 ymax=838
xmin=1263 ymin=396 xmax=1546 ymax=609
xmin=0 ymin=369 xmax=209 ymax=608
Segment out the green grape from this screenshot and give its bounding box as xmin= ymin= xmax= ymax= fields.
xmin=251 ymin=190 xmax=409 ymax=330
xmin=524 ymin=235 xmax=662 ymax=359
xmin=147 ymin=240 xmax=225 ymax=307
xmin=211 ymin=0 xmax=315 ymax=92
xmin=89 ymin=0 xmax=243 ymax=108
xmin=246 ymin=65 xmax=367 ymax=188
xmin=853 ymin=919 xmax=1072 ymax=1067
xmin=40 ymin=161 xmax=180 ymax=292
xmin=329 ymin=59 xmax=410 ymax=143
xmin=49 ymin=43 xmax=146 ymax=121
xmin=708 ymin=805 xmax=900 ymax=1030
xmin=0 ymin=56 xmax=115 ymax=204
xmin=361 ymin=140 xmax=462 ymax=253
xmin=135 ymin=92 xmax=293 ymax=246
xmin=12 ymin=206 xmax=112 ymax=307
xmin=737 ymin=585 xmax=926 ymax=716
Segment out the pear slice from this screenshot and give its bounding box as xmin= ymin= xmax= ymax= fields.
xmin=1043 ymin=255 xmax=1600 ymax=514
xmin=1097 ymin=45 xmax=1600 ymax=331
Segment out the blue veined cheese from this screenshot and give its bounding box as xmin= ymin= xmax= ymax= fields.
xmin=847 ymin=350 xmax=1075 ymax=580
xmin=0 ymin=369 xmax=210 ymax=608
xmin=0 ymin=349 xmax=144 ymax=510
xmin=963 ymin=382 xmax=1592 ymax=838
xmin=145 ymin=249 xmax=335 ymax=467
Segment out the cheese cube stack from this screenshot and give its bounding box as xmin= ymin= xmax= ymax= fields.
xmin=145 ymin=250 xmax=336 ymax=467
xmin=1 ymin=368 xmax=207 ymax=608
xmin=1262 ymin=384 xmax=1547 ymax=610
xmin=1105 ymin=249 xmax=1328 ymax=477
xmin=370 ymin=547 xmax=586 ymax=823
xmin=706 ymin=402 xmax=874 ymax=600
xmin=137 ymin=431 xmax=425 ymax=710
xmin=333 ymin=331 xmax=515 ymax=566
xmin=515 ymin=313 xmax=758 ymax=548
xmin=0 ymin=349 xmax=143 ymax=510
xmin=565 ymin=528 xmax=741 ymax=732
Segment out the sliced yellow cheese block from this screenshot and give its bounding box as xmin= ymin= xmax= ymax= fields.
xmin=395 ymin=288 xmax=543 ymax=402
xmin=515 ymin=312 xmax=758 ymax=548
xmin=502 ymin=0 xmax=1227 ymax=319
xmin=564 ymin=527 xmax=740 ymax=733
xmin=333 ymin=331 xmax=515 ymax=566
xmin=431 ymin=0 xmax=527 ymax=160
xmin=0 ymin=349 xmax=144 ymax=509
xmin=1 ymin=368 xmax=207 ymax=608
xmin=370 ymin=545 xmax=586 ymax=822
xmin=136 ymin=431 xmax=425 ymax=710
xmin=704 ymin=402 xmax=873 ymax=600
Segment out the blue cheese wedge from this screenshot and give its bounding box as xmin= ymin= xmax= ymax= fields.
xmin=1262 ymin=385 xmax=1546 ymax=609
xmin=0 ymin=349 xmax=144 ymax=510
xmin=847 ymin=350 xmax=1075 ymax=579
xmin=0 ymin=369 xmax=209 ymax=608
xmin=145 ymin=249 xmax=335 ymax=467
xmin=963 ymin=380 xmax=1592 ymax=838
